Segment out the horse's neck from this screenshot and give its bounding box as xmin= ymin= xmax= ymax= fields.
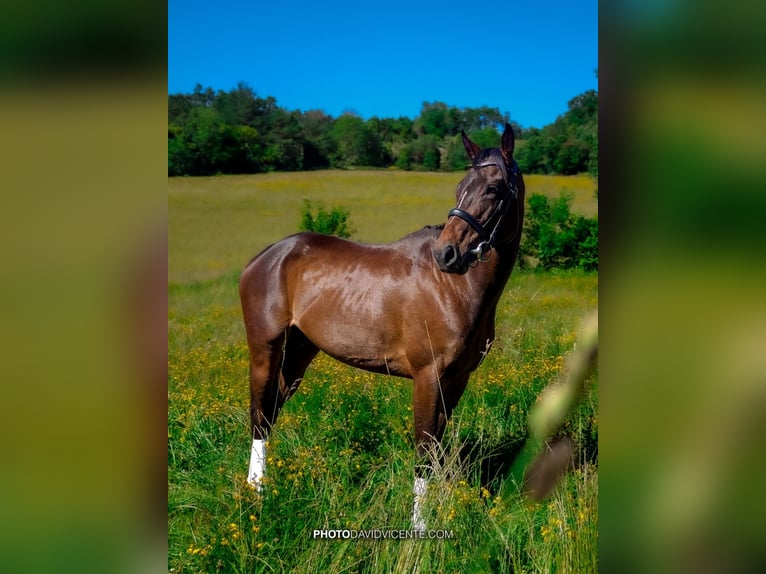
xmin=468 ymin=242 xmax=518 ymax=310
xmin=411 ymin=227 xmax=516 ymax=315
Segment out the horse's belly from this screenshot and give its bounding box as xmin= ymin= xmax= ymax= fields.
xmin=332 ymin=352 xmax=412 ymax=378
xmin=287 ymin=254 xmax=420 ymax=377
xmin=294 ymin=314 xmax=412 ymax=378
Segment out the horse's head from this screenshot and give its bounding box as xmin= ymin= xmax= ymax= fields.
xmin=432 ymin=123 xmax=524 ymax=274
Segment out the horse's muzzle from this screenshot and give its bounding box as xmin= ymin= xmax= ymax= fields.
xmin=432 ymin=243 xmax=470 ymax=274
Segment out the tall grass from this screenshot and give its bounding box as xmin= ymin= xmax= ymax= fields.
xmin=169 ymin=171 xmax=598 ymax=572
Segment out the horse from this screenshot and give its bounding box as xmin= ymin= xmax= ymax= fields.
xmin=239 ymin=123 xmax=525 ymax=528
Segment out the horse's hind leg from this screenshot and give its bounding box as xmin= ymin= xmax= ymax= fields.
xmin=279 ymin=327 xmax=319 ymax=400
xmin=246 ymin=327 xmax=318 ymax=488
xmin=246 ymin=332 xmax=286 ymax=488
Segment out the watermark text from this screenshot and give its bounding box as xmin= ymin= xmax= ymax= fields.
xmin=311 ymin=529 xmax=454 ymax=540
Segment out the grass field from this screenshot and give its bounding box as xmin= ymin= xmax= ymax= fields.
xmin=169 ymin=170 xmax=598 ymax=572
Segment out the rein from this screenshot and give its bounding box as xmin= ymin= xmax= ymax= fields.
xmin=447 ymin=155 xmax=521 ymax=263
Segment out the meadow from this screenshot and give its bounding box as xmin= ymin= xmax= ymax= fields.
xmin=169 ymin=170 xmax=598 ymax=572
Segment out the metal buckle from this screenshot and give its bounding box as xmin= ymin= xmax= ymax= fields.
xmin=469 ymin=241 xmax=492 ymax=263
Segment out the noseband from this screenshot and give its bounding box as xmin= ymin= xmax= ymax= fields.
xmin=448 ymin=152 xmax=521 ymax=262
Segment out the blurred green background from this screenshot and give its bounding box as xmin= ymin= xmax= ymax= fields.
xmin=601 ymin=1 xmax=766 ymax=572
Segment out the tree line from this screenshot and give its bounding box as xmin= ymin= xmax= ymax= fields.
xmin=169 ymin=82 xmax=597 ymax=177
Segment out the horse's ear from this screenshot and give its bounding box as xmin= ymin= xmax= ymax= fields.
xmin=461 ymin=130 xmax=482 ymax=161
xmin=501 ymin=123 xmax=515 ymax=163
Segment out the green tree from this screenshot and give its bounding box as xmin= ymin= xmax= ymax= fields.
xmin=224 ymin=125 xmax=261 ymax=173
xmin=262 ymin=109 xmax=304 ymax=171
xmin=213 ymin=82 xmax=262 ymax=126
xmin=462 ymin=106 xmax=508 ymax=132
xmin=331 ymin=114 xmax=385 ymax=167
xmin=395 ymin=144 xmax=413 ymax=170
xmin=168 ymin=93 xmax=192 ymax=125
xmin=416 ymin=102 xmax=458 ymax=138
xmin=168 ymin=126 xmax=193 ymax=176
xmin=410 ymin=135 xmax=441 ymax=170
xmin=444 ymin=134 xmax=469 ymax=171
xmin=466 ymin=126 xmax=503 ymax=149
xmin=554 ymin=139 xmax=590 ymax=174
xmin=515 ymin=131 xmax=546 ymax=173
xmin=514 ymin=90 xmax=598 ymax=175
xmin=189 ymin=83 xmax=215 ymax=108
xmin=184 ymin=106 xmax=228 ymax=174
xmin=300 ymin=109 xmax=335 ymax=169
xmin=167 ymin=80 xmax=596 ymax=177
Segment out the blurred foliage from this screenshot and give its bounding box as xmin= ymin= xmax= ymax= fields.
xmin=601 ymin=1 xmax=766 ymax=572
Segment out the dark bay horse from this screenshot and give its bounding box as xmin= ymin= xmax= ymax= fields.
xmin=240 ymin=124 xmax=524 ymax=526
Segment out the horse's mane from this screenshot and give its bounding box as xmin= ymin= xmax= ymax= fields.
xmin=404 ymin=223 xmax=444 ymax=240
xmin=386 ymin=223 xmax=444 ymax=252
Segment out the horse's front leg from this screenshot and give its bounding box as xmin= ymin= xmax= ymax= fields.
xmin=411 ymin=370 xmax=470 ymax=529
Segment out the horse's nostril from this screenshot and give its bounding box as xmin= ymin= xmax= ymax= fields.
xmin=443 ymin=245 xmax=457 ymax=266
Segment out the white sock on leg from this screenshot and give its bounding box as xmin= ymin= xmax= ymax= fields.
xmin=412 ymin=476 xmax=427 ymax=530
xmin=247 ymin=438 xmax=266 ymax=489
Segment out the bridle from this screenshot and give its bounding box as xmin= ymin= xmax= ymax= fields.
xmin=447 ymin=151 xmax=522 ymax=263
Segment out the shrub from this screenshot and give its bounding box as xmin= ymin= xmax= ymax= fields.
xmin=519 ymin=192 xmax=598 ymax=271
xmin=299 ymin=199 xmax=354 ymax=238
xmin=574 ymin=215 xmax=598 ymax=272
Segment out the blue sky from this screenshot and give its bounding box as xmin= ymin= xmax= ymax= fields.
xmin=168 ymin=0 xmax=597 ymax=129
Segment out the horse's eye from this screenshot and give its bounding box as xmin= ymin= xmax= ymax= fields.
xmin=487 ymin=185 xmax=499 ymax=194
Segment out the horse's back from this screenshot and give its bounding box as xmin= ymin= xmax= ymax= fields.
xmin=242 ymin=227 xmax=441 ymax=281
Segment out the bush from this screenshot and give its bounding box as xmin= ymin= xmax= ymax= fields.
xmin=519 ymin=192 xmax=598 ymax=271
xmin=299 ymin=199 xmax=354 ymax=238
xmin=573 ymin=215 xmax=598 ymax=272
